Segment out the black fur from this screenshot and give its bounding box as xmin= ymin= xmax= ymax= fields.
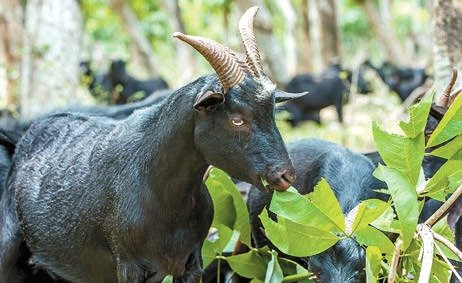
xmin=363 ymin=60 xmax=428 ymax=102
xmin=0 ymin=74 xmax=294 ymax=282
xmin=282 ymin=64 xmax=371 ymax=125
xmin=0 ymin=89 xmax=171 ymax=144
xmin=109 ymin=60 xmax=169 ymax=104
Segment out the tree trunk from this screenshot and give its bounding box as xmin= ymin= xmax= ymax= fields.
xmin=235 ymin=0 xmax=289 ymax=86
xmin=298 ymin=0 xmax=312 ymax=72
xmin=160 ymin=0 xmax=196 ymax=83
xmin=433 ymin=0 xmax=462 ymax=96
xmin=358 ymin=0 xmax=409 ymax=66
xmin=317 ymin=0 xmax=340 ymax=67
xmin=20 ymin=0 xmax=82 ymax=119
xmin=0 ymin=0 xmax=22 ymax=114
xmin=109 ymin=0 xmax=158 ymax=77
xmin=274 ymin=0 xmax=297 ymax=76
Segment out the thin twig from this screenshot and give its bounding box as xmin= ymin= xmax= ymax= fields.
xmin=388 ymin=239 xmax=403 ymax=283
xmin=434 ymin=240 xmax=462 ymax=282
xmin=432 ymin=230 xmax=462 ymax=261
xmin=425 ymin=185 xmax=462 ymax=227
xmin=417 ymin=224 xmax=434 ymax=283
xmin=439 ymin=69 xmax=458 ymax=107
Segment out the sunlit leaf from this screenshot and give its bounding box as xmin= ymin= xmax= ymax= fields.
xmin=448 ymin=169 xmax=462 ymax=191
xmin=373 ymin=122 xmax=425 ymax=186
xmin=425 ymin=155 xmax=462 ymax=199
xmin=366 ymin=246 xmax=382 ymax=283
xmin=370 ymin=206 xmax=400 ymax=234
xmin=429 ymin=135 xmax=462 ymax=159
xmin=350 ymin=199 xmax=390 ymax=234
xmin=206 ymin=168 xmax=252 ymax=246
xmin=355 ymin=225 xmax=395 ymax=255
xmin=259 ymin=209 xmax=339 ymax=257
xmin=374 ymin=165 xmax=419 ymax=250
xmin=226 ymin=250 xmax=268 ymax=280
xmin=201 ymin=239 xmax=216 ymax=269
xmin=270 ymin=180 xmax=345 ymax=234
xmin=264 ymin=251 xmax=284 ymax=283
xmin=427 ymin=92 xmax=462 ymax=147
xmin=399 ymin=90 xmax=433 ymax=138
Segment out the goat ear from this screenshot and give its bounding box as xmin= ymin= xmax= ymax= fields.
xmin=274 ymin=90 xmax=307 ymax=103
xmin=194 ymin=90 xmax=225 ymax=112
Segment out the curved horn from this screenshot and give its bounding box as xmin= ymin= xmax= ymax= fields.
xmin=173 ymin=32 xmax=245 ymax=90
xmin=239 ymin=6 xmax=264 ymax=77
xmin=438 ymin=69 xmax=458 ymax=108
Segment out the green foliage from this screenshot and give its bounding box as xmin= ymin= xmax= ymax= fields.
xmin=427 ymin=92 xmax=462 ymax=147
xmin=366 ymin=246 xmax=382 ymax=283
xmin=201 ymin=88 xmax=462 ymax=282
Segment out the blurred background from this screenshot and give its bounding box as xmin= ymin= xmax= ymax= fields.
xmin=0 ymin=0 xmax=460 ymax=152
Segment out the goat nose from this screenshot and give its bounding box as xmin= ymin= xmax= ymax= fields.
xmin=273 ymin=168 xmax=295 ymax=192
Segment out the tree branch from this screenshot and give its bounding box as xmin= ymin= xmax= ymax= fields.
xmin=388 ymin=239 xmax=402 ymax=283
xmin=417 ymin=224 xmax=434 ymax=283
xmin=425 ymin=185 xmax=462 ymax=227
xmin=434 ymin=240 xmax=462 ymax=282
xmin=432 ymin=230 xmax=462 ymax=261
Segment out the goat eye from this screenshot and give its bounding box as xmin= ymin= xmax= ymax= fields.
xmin=231 ymin=117 xmax=244 ymax=126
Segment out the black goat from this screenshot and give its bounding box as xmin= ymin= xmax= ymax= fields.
xmin=0 ymin=89 xmax=171 ymax=141
xmin=282 ymin=64 xmax=371 ymax=125
xmin=363 ymin=60 xmax=428 ymax=102
xmin=0 ymin=7 xmax=303 ymax=282
xmin=247 ymin=139 xmax=386 ymax=282
xmin=79 ymin=61 xmax=113 ymax=101
xmin=109 ymin=60 xmax=169 ymax=104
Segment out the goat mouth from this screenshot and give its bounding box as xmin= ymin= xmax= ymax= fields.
xmin=258 ymin=176 xmax=292 ymax=193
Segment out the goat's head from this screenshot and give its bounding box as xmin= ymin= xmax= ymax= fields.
xmin=308 ymin=208 xmax=366 ymax=283
xmin=175 ymin=7 xmax=304 ymax=192
xmin=109 ymin=59 xmax=128 ymax=83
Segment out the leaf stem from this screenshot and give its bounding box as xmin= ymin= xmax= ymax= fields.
xmin=388 ymin=239 xmax=402 ymax=283
xmin=282 ymin=272 xmax=315 ymax=282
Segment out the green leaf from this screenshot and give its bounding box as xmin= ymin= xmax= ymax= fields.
xmin=213 ymin=224 xmax=234 ymax=253
xmin=278 ymin=257 xmax=313 ymax=282
xmin=259 ymin=209 xmax=339 ymax=257
xmin=206 ymin=168 xmax=252 ymax=246
xmin=425 ymin=156 xmax=462 ymax=199
xmin=264 ymin=251 xmax=284 ymax=283
xmin=373 ymin=165 xmax=419 ymax=250
xmin=372 ymin=122 xmax=425 ymax=186
xmin=370 ymin=206 xmax=400 ymax=234
xmin=429 ymin=135 xmax=462 ymax=159
xmin=449 ymin=169 xmax=462 ymax=191
xmin=366 ymin=246 xmax=382 ymax=283
xmin=226 ymin=250 xmax=268 ymax=279
xmin=399 ymin=89 xmax=433 ymax=138
xmin=355 ymin=225 xmax=395 ymax=255
xmin=270 ymin=179 xmax=345 ymax=234
xmin=427 ymin=91 xmax=462 ymax=147
xmin=350 ymin=199 xmax=390 ymax=234
xmin=433 ymin=217 xmax=460 ymax=261
xmin=201 ymin=240 xmax=216 ymax=269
